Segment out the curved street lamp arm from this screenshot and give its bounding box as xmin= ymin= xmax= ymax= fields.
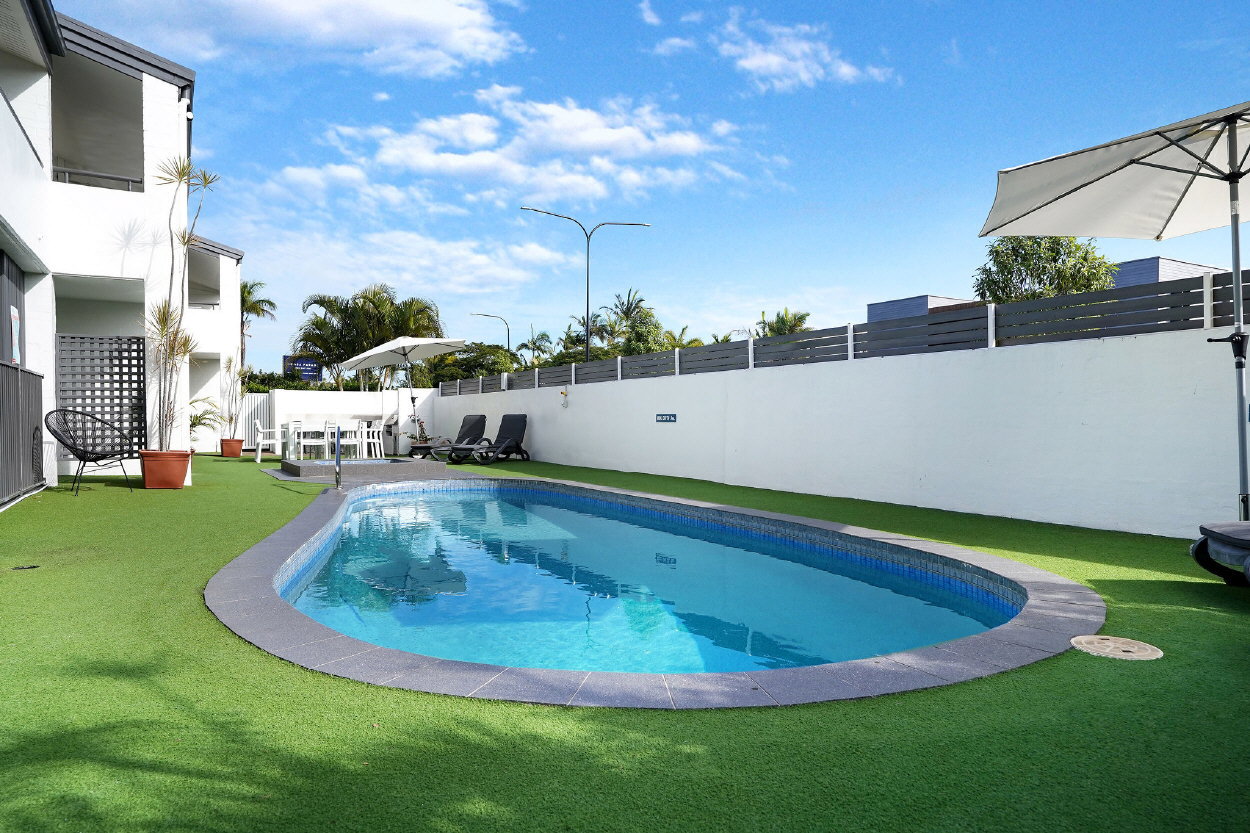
xmin=521 ymin=206 xmax=588 ymax=238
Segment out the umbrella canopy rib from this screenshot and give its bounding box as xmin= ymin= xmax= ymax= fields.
xmin=1154 ymin=127 xmax=1225 ymax=240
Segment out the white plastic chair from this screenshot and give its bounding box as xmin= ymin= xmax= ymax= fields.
xmin=361 ymin=421 xmax=384 ymax=458
xmin=335 ymin=421 xmax=362 ymax=459
xmin=254 ymin=419 xmax=282 ymax=463
xmin=295 ymin=420 xmax=328 ymax=459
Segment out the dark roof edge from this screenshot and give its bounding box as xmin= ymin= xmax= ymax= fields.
xmin=27 ymin=0 xmax=65 ymax=56
xmin=192 ymin=237 xmax=245 ymax=261
xmin=57 ymin=14 xmax=195 ymax=90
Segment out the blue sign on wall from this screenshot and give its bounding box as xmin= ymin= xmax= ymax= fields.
xmin=656 ymin=413 xmax=676 ymax=423
xmin=283 ymin=355 xmax=323 ymax=382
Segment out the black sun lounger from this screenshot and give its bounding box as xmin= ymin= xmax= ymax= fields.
xmin=410 ymin=414 xmax=486 ymax=459
xmin=433 ymin=414 xmax=529 ymax=464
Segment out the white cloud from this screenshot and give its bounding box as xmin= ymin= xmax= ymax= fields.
xmin=328 ymin=87 xmax=736 ymax=205
xmin=80 ymin=0 xmax=523 ymax=78
xmin=710 ymin=119 xmax=737 ymax=137
xmin=373 ymin=91 xmax=392 ymax=102
xmin=639 ymin=0 xmax=661 ymax=25
xmin=654 ymin=36 xmax=695 ymax=56
xmin=416 ymin=113 xmax=501 ymax=148
xmin=679 ymin=11 xmax=703 ymax=24
xmin=712 ymin=9 xmax=894 ymax=93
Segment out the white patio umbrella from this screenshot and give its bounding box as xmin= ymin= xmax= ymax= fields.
xmin=339 ymin=336 xmax=466 ymax=427
xmin=980 ymin=100 xmax=1250 ymax=519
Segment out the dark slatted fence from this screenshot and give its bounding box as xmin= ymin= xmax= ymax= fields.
xmin=678 ymin=340 xmax=750 ymax=374
xmin=439 ymin=271 xmax=1250 ymax=396
xmin=0 ymin=364 xmax=44 ymax=505
xmin=574 ymin=358 xmax=617 ymax=383
xmin=438 ymin=381 xmax=458 ymax=396
xmin=481 ymin=374 xmax=503 ymax=393
xmin=622 ymin=350 xmax=675 ymax=379
xmin=854 ymin=305 xmax=988 ymax=358
xmin=1212 ymin=271 xmax=1250 ymax=328
xmin=996 ymin=278 xmax=1206 ymax=346
xmin=55 ymin=334 xmax=146 ymax=456
xmin=508 ymin=370 xmax=538 ymax=390
xmin=538 ymin=365 xmax=572 ymax=387
xmin=754 ymin=327 xmax=848 ymax=368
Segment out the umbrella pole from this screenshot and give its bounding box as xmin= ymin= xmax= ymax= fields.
xmin=1226 ymin=117 xmax=1248 ymax=519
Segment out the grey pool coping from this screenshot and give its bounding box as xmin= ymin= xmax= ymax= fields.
xmin=205 ymin=475 xmax=1105 ymax=709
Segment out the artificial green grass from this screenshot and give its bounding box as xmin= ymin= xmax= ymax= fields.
xmin=1 ymin=455 xmax=1247 ymax=833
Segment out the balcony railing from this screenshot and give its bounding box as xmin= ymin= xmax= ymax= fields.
xmin=52 ymin=166 xmax=144 ymax=192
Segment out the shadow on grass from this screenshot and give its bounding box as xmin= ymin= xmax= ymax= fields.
xmin=0 ymin=655 xmax=705 ymax=833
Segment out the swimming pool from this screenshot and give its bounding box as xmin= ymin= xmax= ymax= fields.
xmin=281 ymin=485 xmax=1017 ymax=673
xmin=208 ymin=478 xmax=1104 ymax=707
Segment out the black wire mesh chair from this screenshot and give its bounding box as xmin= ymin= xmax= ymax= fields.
xmin=44 ymin=409 xmax=135 ymax=496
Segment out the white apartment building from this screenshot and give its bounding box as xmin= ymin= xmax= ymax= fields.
xmin=0 ymin=0 xmax=242 ymax=500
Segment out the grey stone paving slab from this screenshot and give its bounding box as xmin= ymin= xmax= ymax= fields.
xmin=206 ymin=473 xmax=1106 ymax=708
xmin=664 ymin=673 xmax=779 ymax=709
xmin=387 ymin=660 xmax=507 ymax=697
xmin=569 ymin=672 xmax=674 ymax=709
xmin=316 ymin=646 xmax=443 ymax=684
xmin=471 ymin=667 xmax=590 ymax=705
xmin=266 ymin=635 xmax=367 ymax=668
xmin=818 ymin=657 xmax=949 ymax=698
xmin=882 ymin=646 xmax=1005 ymax=683
xmin=937 ymin=633 xmax=1055 ymax=669
xmin=747 ymin=665 xmax=850 ymax=706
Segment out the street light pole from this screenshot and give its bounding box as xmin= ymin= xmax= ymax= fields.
xmin=520 ymin=206 xmax=649 ymax=362
xmin=471 ymin=312 xmax=511 ymax=352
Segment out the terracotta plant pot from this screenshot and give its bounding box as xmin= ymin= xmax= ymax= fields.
xmin=220 ymin=438 xmax=244 ymax=457
xmin=139 ymin=449 xmax=193 ymax=489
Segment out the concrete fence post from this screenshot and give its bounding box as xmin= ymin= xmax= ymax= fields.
xmin=571 ymin=363 xmax=577 ymax=385
xmin=1203 ymin=271 xmax=1215 ymax=328
xmin=500 ymin=371 xmax=507 ymax=391
xmin=616 ymin=355 xmax=622 ymax=380
xmin=456 ymin=378 xmax=462 ymax=395
xmin=674 ymin=349 xmax=681 ymax=376
xmin=986 ymin=303 xmax=997 ymax=347
xmin=478 ymin=376 xmax=483 ymax=394
xmin=846 ymin=324 xmax=855 ymax=360
xmin=747 ymin=338 xmax=755 ymax=369
xmin=534 ymin=368 xmax=539 ymax=389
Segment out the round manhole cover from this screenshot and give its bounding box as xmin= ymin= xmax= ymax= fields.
xmin=1070 ymin=635 xmax=1163 ymax=660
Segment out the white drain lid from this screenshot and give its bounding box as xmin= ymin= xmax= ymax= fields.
xmin=1070 ymin=635 xmax=1163 ymax=660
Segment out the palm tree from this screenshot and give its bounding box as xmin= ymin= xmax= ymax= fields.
xmin=239 ymin=280 xmax=276 ymax=370
xmin=661 ymin=326 xmax=705 ymax=349
xmin=600 ymin=314 xmax=627 ymax=345
xmin=516 ymin=330 xmax=553 ymax=366
xmin=601 ymin=288 xmax=649 ymax=325
xmin=557 ymin=324 xmax=585 ymax=352
xmin=754 ymin=308 xmax=812 ymax=337
xmin=570 ymin=312 xmax=609 ymax=344
xmin=296 ymin=285 xmax=443 ymax=390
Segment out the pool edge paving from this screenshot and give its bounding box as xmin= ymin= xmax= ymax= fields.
xmin=205 ymin=474 xmax=1106 ymax=709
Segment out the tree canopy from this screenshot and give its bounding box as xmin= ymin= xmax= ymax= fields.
xmin=973 ymin=236 xmax=1119 ymax=304
xmin=291 ymin=283 xmax=443 ymax=389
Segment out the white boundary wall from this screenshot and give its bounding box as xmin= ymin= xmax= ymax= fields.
xmin=433 ymin=327 xmax=1236 ymax=538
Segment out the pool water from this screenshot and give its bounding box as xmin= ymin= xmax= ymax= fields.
xmin=285 ymin=490 xmax=1014 ymax=673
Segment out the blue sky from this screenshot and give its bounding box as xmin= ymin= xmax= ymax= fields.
xmin=60 ymin=0 xmax=1250 ymax=371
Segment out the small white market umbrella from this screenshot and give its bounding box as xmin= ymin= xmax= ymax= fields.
xmin=340 ymin=336 xmax=465 ymax=429
xmin=980 ymin=101 xmax=1250 ymax=518
xmin=339 ymin=336 xmax=466 ymax=372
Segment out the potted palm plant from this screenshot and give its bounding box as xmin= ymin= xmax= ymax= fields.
xmin=139 ymin=156 xmax=219 ymax=488
xmin=189 ymin=396 xmax=222 ymax=453
xmin=141 ymin=299 xmax=197 ymax=487
xmin=219 ymin=357 xmax=244 ymax=457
